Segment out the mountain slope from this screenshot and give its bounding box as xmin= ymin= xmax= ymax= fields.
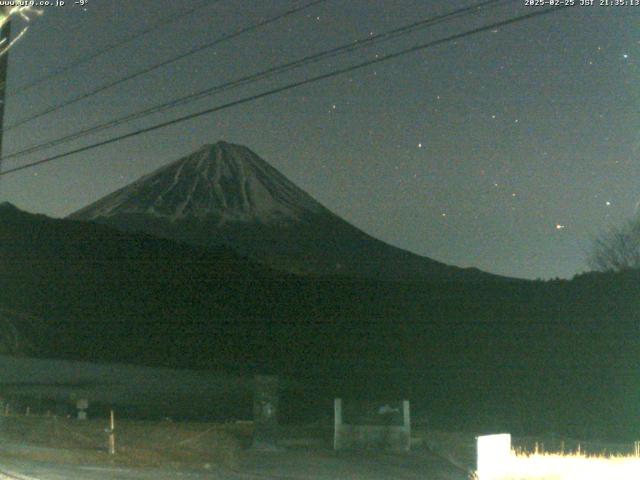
xmin=0 ymin=201 xmax=293 ymax=366
xmin=69 ymin=141 xmax=499 ymax=281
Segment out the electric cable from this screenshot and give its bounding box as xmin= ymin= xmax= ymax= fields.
xmin=2 ymin=0 xmax=515 ymax=162
xmin=4 ymin=0 xmax=328 ymax=131
xmin=0 ymin=5 xmax=571 ymax=177
xmin=11 ymin=0 xmax=221 ymax=97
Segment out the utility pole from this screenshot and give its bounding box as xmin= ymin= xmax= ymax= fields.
xmin=0 ymin=9 xmax=11 ymax=178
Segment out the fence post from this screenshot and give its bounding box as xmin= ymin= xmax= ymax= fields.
xmin=333 ymin=398 xmax=343 ymax=451
xmin=252 ymin=375 xmax=279 ymax=450
xmin=402 ymin=400 xmax=411 ymax=451
xmin=107 ymin=409 xmax=116 ymax=455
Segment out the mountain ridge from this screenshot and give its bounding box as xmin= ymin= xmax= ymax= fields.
xmin=69 ymin=141 xmax=507 ymax=282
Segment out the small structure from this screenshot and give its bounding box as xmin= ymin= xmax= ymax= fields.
xmin=333 ymin=398 xmax=411 ymax=452
xmin=252 ymin=375 xmax=279 ymax=450
xmin=76 ymin=398 xmax=89 ymax=420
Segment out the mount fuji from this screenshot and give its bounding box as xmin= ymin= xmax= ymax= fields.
xmin=70 ymin=141 xmax=498 ymax=281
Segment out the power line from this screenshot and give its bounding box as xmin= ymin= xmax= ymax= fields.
xmin=3 ymin=0 xmax=515 ymax=162
xmin=10 ymin=0 xmax=220 ymax=97
xmin=0 ymin=5 xmax=571 ymax=178
xmin=4 ymin=0 xmax=328 ymax=132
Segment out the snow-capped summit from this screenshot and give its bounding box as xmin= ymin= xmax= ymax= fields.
xmin=72 ymin=142 xmax=326 ymax=224
xmin=70 ymin=142 xmax=500 ymax=281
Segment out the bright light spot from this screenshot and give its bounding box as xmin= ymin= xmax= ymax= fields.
xmin=418 ymin=142 xmax=423 ymax=148
xmin=476 ymin=434 xmax=512 ymax=480
xmin=623 ymin=54 xmax=629 ymax=59
xmin=0 ymin=6 xmax=42 ymax=56
xmin=485 ymin=452 xmax=640 ymax=480
xmin=556 ymin=224 xmax=566 ymax=230
xmin=606 ymin=201 xmax=611 ymax=206
xmin=441 ymin=212 xmax=446 ymax=217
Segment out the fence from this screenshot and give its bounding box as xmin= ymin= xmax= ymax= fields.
xmin=333 ymin=398 xmax=411 ymax=451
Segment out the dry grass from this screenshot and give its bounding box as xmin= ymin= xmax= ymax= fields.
xmin=474 ymin=451 xmax=640 ymax=480
xmin=422 ymin=429 xmax=640 ymax=480
xmin=0 ymin=414 xmax=251 ymax=469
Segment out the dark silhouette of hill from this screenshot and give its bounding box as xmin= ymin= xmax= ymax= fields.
xmin=2 ymin=202 xmax=640 ymax=440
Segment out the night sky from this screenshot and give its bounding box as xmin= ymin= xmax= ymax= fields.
xmin=0 ymin=0 xmax=637 ymax=280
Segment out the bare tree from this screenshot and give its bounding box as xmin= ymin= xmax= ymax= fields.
xmin=588 ymin=218 xmax=640 ymax=272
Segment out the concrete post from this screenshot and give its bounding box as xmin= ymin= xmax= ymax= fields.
xmin=252 ymin=375 xmax=279 ymax=450
xmin=0 ymin=14 xmax=11 ymax=156
xmin=0 ymin=12 xmax=9 ymax=177
xmin=333 ymin=398 xmax=343 ymax=450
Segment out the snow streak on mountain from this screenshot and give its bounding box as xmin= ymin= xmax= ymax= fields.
xmin=70 ymin=142 xmax=501 ymax=281
xmin=72 ymin=142 xmax=327 ymax=224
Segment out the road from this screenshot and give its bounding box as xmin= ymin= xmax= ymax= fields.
xmin=0 ymin=447 xmax=470 ymax=480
